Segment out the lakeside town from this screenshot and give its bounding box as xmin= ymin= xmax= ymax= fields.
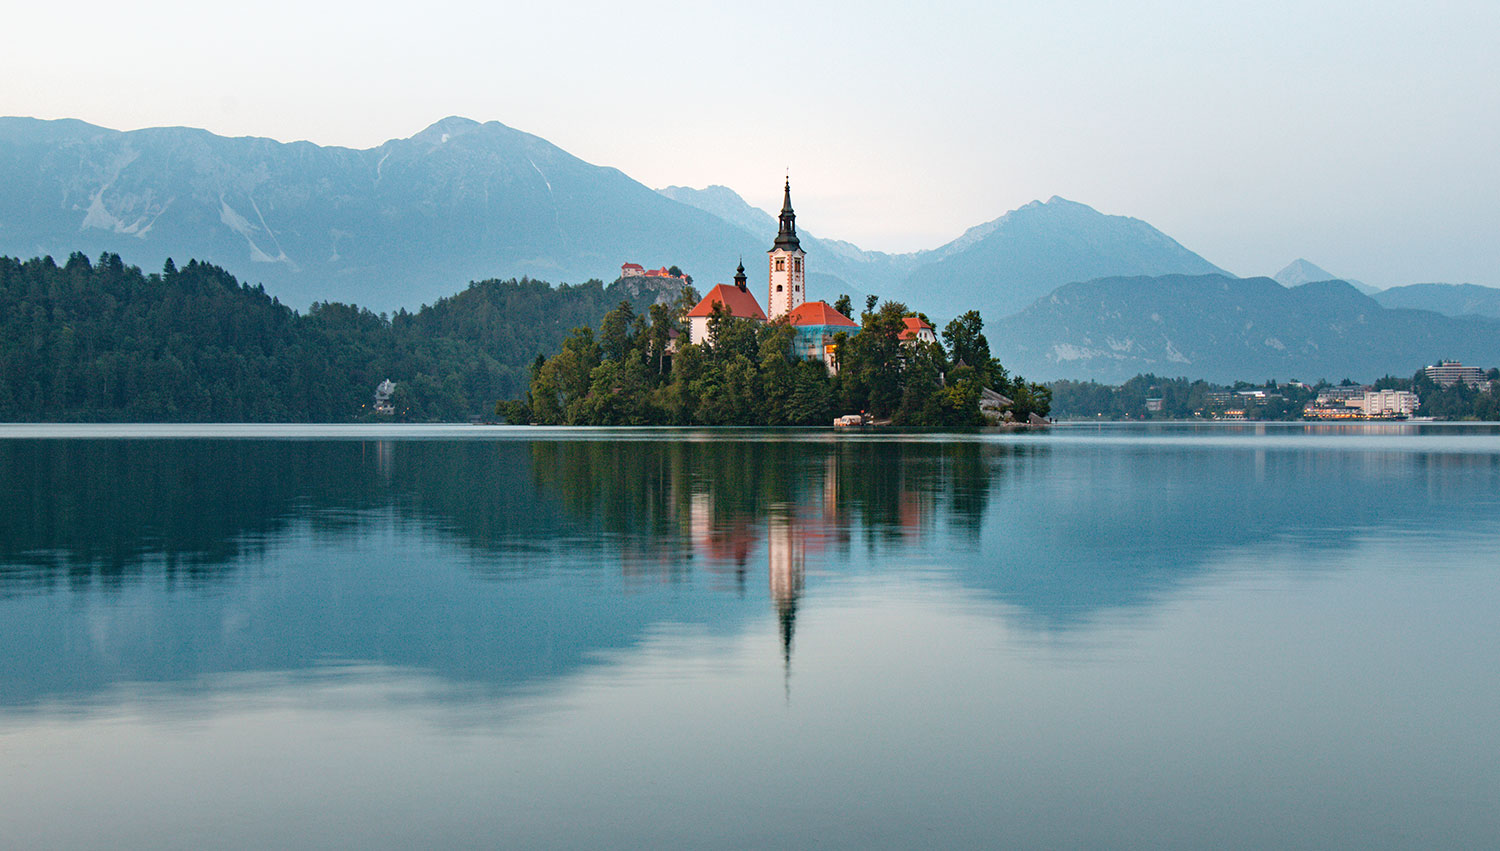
xmin=1045 ymin=359 xmax=1498 ymax=422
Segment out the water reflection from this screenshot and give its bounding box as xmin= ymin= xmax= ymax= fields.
xmin=5 ymin=427 xmax=1500 ymax=848
xmin=2 ymin=429 xmax=1500 ymax=712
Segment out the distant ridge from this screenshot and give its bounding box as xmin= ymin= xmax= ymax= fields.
xmin=0 ymin=116 xmax=769 ymax=311
xmin=1374 ymin=282 xmax=1500 ymax=319
xmin=991 ymin=273 xmax=1500 ymax=383
xmin=1273 ymin=258 xmax=1380 ymax=295
xmin=890 ymin=197 xmax=1228 ymax=320
xmin=3 ymin=115 xmax=1229 ymax=317
xmin=662 ymin=187 xmax=1229 ymax=323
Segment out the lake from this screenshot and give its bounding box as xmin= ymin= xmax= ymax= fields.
xmin=1 ymin=423 xmax=1498 ymax=849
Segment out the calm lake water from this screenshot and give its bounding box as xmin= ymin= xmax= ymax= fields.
xmin=2 ymin=423 xmax=1498 ymax=849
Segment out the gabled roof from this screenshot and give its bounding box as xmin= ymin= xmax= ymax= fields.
xmin=685 ymin=284 xmax=767 ymax=320
xmin=786 ymin=301 xmax=858 ymax=328
xmin=897 ymin=316 xmax=934 ymax=340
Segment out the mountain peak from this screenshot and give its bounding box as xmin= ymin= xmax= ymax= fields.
xmin=1273 ymin=258 xmax=1337 ymax=287
xmin=1043 ymin=195 xmax=1088 ymax=209
xmin=411 ymin=116 xmax=484 ymax=144
xmin=1274 ymin=258 xmax=1381 ymax=295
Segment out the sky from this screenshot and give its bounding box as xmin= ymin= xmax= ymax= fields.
xmin=6 ymin=0 xmax=1498 ymax=287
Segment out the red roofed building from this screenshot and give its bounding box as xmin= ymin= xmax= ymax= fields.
xmin=785 ymin=301 xmax=860 ymax=371
xmin=685 ymin=262 xmax=767 ymax=345
xmin=897 ymin=316 xmax=937 ymax=345
xmin=785 ymin=301 xmax=858 ymax=329
xmin=621 ymin=263 xmax=687 ymax=281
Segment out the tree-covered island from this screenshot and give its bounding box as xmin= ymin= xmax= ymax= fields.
xmin=497 ymin=296 xmax=1052 ymax=427
xmin=500 ymin=179 xmax=1050 ymax=428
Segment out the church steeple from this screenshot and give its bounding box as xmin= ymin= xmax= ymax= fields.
xmin=767 ymin=179 xmax=807 ymax=320
xmin=734 ymin=258 xmax=747 ymax=291
xmin=773 ymin=178 xmax=801 ymax=252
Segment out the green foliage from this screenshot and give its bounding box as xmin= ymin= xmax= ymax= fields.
xmin=1395 ymin=370 xmax=1500 ymax=420
xmin=0 ymin=252 xmax=667 ymax=422
xmin=509 ymin=299 xmax=1044 ymax=427
xmin=941 ymin=311 xmax=989 ymax=372
xmin=1050 ymin=375 xmax=1312 ymax=420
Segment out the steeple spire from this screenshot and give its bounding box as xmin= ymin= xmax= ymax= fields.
xmin=734 ymin=258 xmax=747 ymax=291
xmin=774 ymin=178 xmax=801 ymax=251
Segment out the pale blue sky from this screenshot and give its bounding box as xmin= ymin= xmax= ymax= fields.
xmin=6 ymin=0 xmax=1498 ymax=286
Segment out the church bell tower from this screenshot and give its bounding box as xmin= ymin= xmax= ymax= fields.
xmin=767 ymin=179 xmax=806 ymax=320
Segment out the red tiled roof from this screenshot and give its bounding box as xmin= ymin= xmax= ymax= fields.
xmin=897 ymin=316 xmax=934 ymax=340
xmin=786 ymin=301 xmax=858 ymax=328
xmin=621 ymin=263 xmax=644 ymax=272
xmin=685 ymin=284 xmax=768 ymax=320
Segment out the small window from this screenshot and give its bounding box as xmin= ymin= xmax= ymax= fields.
xmin=794 ymin=258 xmax=802 ymax=273
xmin=775 ymin=258 xmax=785 ymax=272
xmin=777 ymin=284 xmax=784 ymax=292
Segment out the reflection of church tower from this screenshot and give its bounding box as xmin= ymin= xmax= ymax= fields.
xmin=767 ymin=179 xmax=806 ymax=320
xmin=767 ymin=514 xmax=806 ymax=687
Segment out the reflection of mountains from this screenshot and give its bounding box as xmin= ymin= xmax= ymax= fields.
xmin=3 ymin=434 xmax=1499 ymax=710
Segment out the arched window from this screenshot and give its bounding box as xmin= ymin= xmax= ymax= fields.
xmin=775 ymin=258 xmax=785 ymax=272
xmin=777 ymin=284 xmax=784 ymax=292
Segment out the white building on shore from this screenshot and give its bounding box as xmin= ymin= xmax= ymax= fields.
xmin=1361 ymin=389 xmax=1419 ymax=417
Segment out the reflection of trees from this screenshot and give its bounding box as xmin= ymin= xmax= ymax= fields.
xmin=0 ymin=440 xmax=568 ymax=593
xmin=527 ymin=437 xmax=1007 ymax=555
xmin=12 ymin=430 xmax=1500 ymax=712
xmin=0 ymin=436 xmax=1013 ymax=596
xmin=0 ymin=440 xmax=357 ymax=592
xmin=525 ymin=437 xmax=1016 ymax=673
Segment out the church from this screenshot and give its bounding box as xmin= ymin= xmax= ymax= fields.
xmin=684 ymin=180 xmax=858 ymax=367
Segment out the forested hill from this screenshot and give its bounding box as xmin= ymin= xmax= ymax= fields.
xmin=0 ymin=253 xmax=673 ymax=421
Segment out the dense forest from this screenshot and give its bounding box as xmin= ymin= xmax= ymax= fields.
xmin=500 ymin=298 xmax=1051 ymax=427
xmin=0 ymin=253 xmax=670 ymax=421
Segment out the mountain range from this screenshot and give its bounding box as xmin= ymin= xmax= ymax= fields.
xmin=1270 ymin=258 xmax=1500 ymax=319
xmin=991 ymin=274 xmax=1500 ymax=383
xmin=5 ymin=114 xmax=1497 ymax=387
xmin=0 ymin=116 xmax=1224 ymax=321
xmin=1373 ymin=283 xmax=1500 ymax=320
xmin=0 ymin=116 xmax=769 ymax=312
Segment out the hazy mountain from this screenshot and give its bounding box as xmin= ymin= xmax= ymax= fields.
xmin=0 ymin=116 xmax=771 ymax=311
xmin=5 ymin=116 xmax=1235 ymax=320
xmin=991 ymin=273 xmax=1500 ymax=383
xmin=1374 ymin=283 xmax=1500 ymax=319
xmin=658 ymin=184 xmax=901 ymax=299
xmin=658 ymin=185 xmax=776 ymax=242
xmin=1274 ymin=258 xmax=1337 ymax=287
xmin=663 ymin=187 xmax=1231 ymax=323
xmin=893 ymin=197 xmax=1229 ymax=320
xmin=1273 ymin=258 xmax=1380 ymax=294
